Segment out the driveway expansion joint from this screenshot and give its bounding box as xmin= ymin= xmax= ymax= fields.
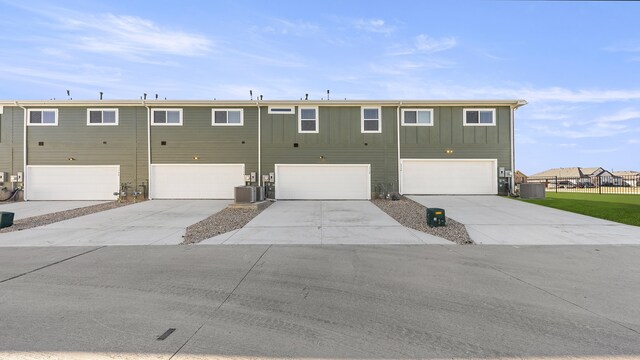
xmin=0 ymin=246 xmax=106 ymax=284
xmin=169 ymin=245 xmax=272 ymax=359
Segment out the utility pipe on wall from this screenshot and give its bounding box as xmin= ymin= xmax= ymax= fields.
xmin=396 ymin=102 xmax=402 ymax=194
xmin=257 ymin=101 xmax=261 ymax=186
xmin=510 ymin=105 xmax=516 ymax=194
xmin=16 ymin=102 xmax=27 ymax=200
xmin=144 ymin=103 xmax=151 ymax=199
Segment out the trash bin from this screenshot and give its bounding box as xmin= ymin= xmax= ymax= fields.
xmin=426 ymin=208 xmax=445 ymax=228
xmin=0 ymin=211 xmax=14 ymax=229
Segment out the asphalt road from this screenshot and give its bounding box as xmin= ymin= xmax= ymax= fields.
xmin=0 ymin=245 xmax=639 ymax=359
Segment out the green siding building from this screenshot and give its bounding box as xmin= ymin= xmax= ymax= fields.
xmin=0 ymin=99 xmax=526 ymax=200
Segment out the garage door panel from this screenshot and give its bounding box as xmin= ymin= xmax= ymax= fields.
xmin=276 ymin=164 xmax=370 ymax=200
xmin=401 ymin=159 xmax=497 ymax=195
xmin=150 ymin=164 xmax=244 ymax=199
xmin=26 ymin=165 xmax=119 ymax=200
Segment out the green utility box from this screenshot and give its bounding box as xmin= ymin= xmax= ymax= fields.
xmin=426 ymin=208 xmax=446 ymax=228
xmin=0 ymin=211 xmax=14 ymax=229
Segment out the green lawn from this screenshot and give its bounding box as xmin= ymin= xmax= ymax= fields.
xmin=518 ymin=192 xmax=640 ymax=226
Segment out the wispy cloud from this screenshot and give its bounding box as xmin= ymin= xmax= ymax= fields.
xmin=595 ymin=108 xmax=640 ymax=123
xmin=415 ymin=35 xmax=457 ymax=53
xmin=261 ymin=19 xmax=320 ymax=36
xmin=629 ymin=139 xmax=639 ymax=144
xmin=389 ymin=34 xmax=457 ymax=56
xmin=579 ymin=147 xmax=622 ymax=154
xmin=58 ymin=13 xmax=212 ymax=61
xmin=526 ymin=104 xmax=578 ymax=121
xmin=353 ymin=19 xmax=395 ymax=34
xmin=530 ymin=121 xmax=637 ymax=139
xmin=5 ymin=3 xmax=213 ymax=63
xmin=369 ymin=58 xmax=455 ymax=75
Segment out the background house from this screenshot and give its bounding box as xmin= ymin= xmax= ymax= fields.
xmin=529 ymin=167 xmax=627 ymax=186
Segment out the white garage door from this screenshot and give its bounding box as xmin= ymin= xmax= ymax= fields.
xmin=401 ymin=159 xmax=497 ymax=195
xmin=275 ymin=164 xmax=370 ymax=200
xmin=150 ymin=164 xmax=245 ymax=199
xmin=26 ymin=165 xmax=119 ymax=200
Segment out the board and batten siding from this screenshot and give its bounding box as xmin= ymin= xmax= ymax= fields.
xmin=0 ymin=107 xmax=25 ymax=177
xmin=150 ymin=107 xmax=258 ymax=177
xmin=261 ymin=106 xmax=399 ymax=194
xmin=23 ymin=106 xmax=148 ymax=188
xmin=400 ymin=106 xmax=512 ymax=166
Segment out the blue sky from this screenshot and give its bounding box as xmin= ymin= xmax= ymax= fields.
xmin=1 ymin=0 xmax=639 ymax=174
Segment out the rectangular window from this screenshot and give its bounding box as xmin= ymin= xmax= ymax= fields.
xmin=28 ymin=109 xmax=58 ymax=126
xmin=298 ymin=107 xmax=318 ymax=133
xmin=212 ymin=109 xmax=243 ymax=126
xmin=402 ymin=109 xmax=433 ymax=126
xmin=87 ymin=109 xmax=118 ymax=126
xmin=361 ymin=107 xmax=381 ymax=133
xmin=464 ymin=108 xmax=496 ymax=126
xmin=268 ymin=106 xmax=295 ymax=114
xmin=152 ymin=109 xmax=183 ymax=126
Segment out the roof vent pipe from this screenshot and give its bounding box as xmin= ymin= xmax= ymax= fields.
xmin=305 ymin=93 xmax=308 ymax=100
xmin=143 ymin=93 xmax=147 ymax=100
xmin=327 ymin=90 xmax=330 ymax=100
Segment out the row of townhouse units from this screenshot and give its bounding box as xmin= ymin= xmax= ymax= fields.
xmin=0 ymin=99 xmax=527 ymax=200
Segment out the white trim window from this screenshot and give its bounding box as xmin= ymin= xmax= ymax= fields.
xmin=212 ymin=109 xmax=243 ymax=126
xmin=28 ymin=109 xmax=58 ymax=126
xmin=464 ymin=108 xmax=496 ymax=126
xmin=268 ymin=106 xmax=295 ymax=115
xmin=87 ymin=109 xmax=118 ymax=126
xmin=402 ymin=109 xmax=433 ymax=126
xmin=298 ymin=107 xmax=318 ymax=133
xmin=361 ymin=107 xmax=381 ymax=133
xmin=152 ymin=109 xmax=183 ymax=126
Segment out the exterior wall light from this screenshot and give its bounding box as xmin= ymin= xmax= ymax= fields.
xmin=319 ymin=155 xmax=325 ymax=160
xmin=193 ymin=156 xmax=199 ymax=160
xmin=445 ymin=149 xmax=454 ymax=155
xmin=68 ymin=157 xmax=76 ymax=161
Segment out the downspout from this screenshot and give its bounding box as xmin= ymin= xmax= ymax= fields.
xmin=145 ymin=102 xmax=152 ymax=199
xmin=16 ymin=102 xmax=27 ymax=201
xmin=397 ymin=102 xmax=402 ymax=194
xmin=510 ymin=105 xmax=516 ymax=194
xmin=257 ymin=101 xmax=261 ymax=187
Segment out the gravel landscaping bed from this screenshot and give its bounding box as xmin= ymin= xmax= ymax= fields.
xmin=182 ymin=202 xmax=272 ymax=244
xmin=371 ymin=197 xmax=473 ymax=245
xmin=0 ymin=201 xmax=137 ymax=233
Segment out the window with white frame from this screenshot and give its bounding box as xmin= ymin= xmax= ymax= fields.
xmin=298 ymin=107 xmax=318 ymax=133
xmin=212 ymin=109 xmax=243 ymax=126
xmin=268 ymin=106 xmax=295 ymax=115
xmin=361 ymin=107 xmax=381 ymax=133
xmin=402 ymin=109 xmax=433 ymax=126
xmin=28 ymin=109 xmax=58 ymax=126
xmin=464 ymin=108 xmax=496 ymax=126
xmin=152 ymin=109 xmax=183 ymax=125
xmin=87 ymin=109 xmax=118 ymax=125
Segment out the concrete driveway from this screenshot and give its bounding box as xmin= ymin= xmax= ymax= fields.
xmin=1 ymin=245 xmax=639 ymax=358
xmin=410 ymin=195 xmax=640 ymax=245
xmin=0 ymin=200 xmax=229 ymax=246
xmin=202 ymin=201 xmax=451 ymax=245
xmin=0 ymin=201 xmax=108 ymax=220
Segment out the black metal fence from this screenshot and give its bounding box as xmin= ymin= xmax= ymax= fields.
xmin=525 ymin=175 xmax=640 ymax=194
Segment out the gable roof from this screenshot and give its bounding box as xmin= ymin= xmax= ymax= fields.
xmin=530 ymin=167 xmax=583 ymax=178
xmin=580 ymin=167 xmax=605 ymax=176
xmin=612 ymin=171 xmax=640 ymax=176
xmin=530 ymin=167 xmax=617 ymax=178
